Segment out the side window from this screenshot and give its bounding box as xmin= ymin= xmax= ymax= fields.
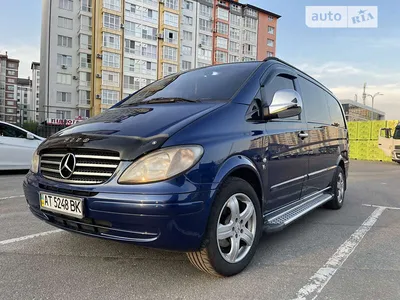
xmin=262 ymin=75 xmax=299 ymax=120
xmin=326 ymin=94 xmax=345 ymax=127
xmin=298 ymin=77 xmax=330 ymax=124
xmin=0 ymin=124 xmax=27 ymax=138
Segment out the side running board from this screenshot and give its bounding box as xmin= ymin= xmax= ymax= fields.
xmin=263 ymin=193 xmax=333 ymax=232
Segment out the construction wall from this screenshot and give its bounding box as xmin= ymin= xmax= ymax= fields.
xmin=348 ymin=120 xmax=399 ymax=161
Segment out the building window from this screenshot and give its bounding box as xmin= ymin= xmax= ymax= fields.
xmin=7 ymin=63 xmax=17 ymax=69
xmin=59 ymin=0 xmax=73 ymax=11
xmin=79 ymin=71 xmax=91 ymax=87
xmin=79 ymin=90 xmax=91 ymax=105
xmin=182 ymin=45 xmax=192 ymax=56
xmin=163 ymin=46 xmax=178 ymax=61
xmin=78 ymin=109 xmax=90 ymax=118
xmin=58 ymin=16 xmax=73 ymax=29
xmin=6 ymin=85 xmax=14 ymax=92
xmin=198 ymin=48 xmax=211 ymax=60
xmin=215 ymin=51 xmax=227 ymax=63
xmin=217 ymin=22 xmax=228 ymax=35
xmin=103 ymin=13 xmax=121 ymax=30
xmin=217 ymin=8 xmax=229 ymax=21
xmin=103 ymin=52 xmax=120 ymax=68
xmin=6 ymin=108 xmax=15 ymax=114
xmin=163 ymin=63 xmax=177 ymax=77
xmin=123 ymin=75 xmax=141 ymax=90
xmin=229 ymin=41 xmax=239 ymax=53
xmin=268 ymin=26 xmax=274 ymax=34
xmin=229 ymin=55 xmax=240 ymax=63
xmin=102 ymin=71 xmax=120 ymax=87
xmin=244 ymin=17 xmax=257 ymax=30
xmin=181 ymin=60 xmax=192 ymax=71
xmin=216 ymin=37 xmax=228 ymax=49
xmin=231 ymin=4 xmax=241 ymax=13
xmin=183 ymin=15 xmax=193 ymax=26
xmin=57 ymin=54 xmax=72 ymax=67
xmin=243 ymin=57 xmax=255 ymax=62
xmin=6 ymin=78 xmax=16 ymax=84
xmin=165 ymin=0 xmax=178 ymax=10
xmin=243 ymin=30 xmax=256 ymax=43
xmin=124 ymin=39 xmax=139 ymax=54
xmin=243 ymin=44 xmax=256 ymax=56
xmin=230 ymin=27 xmax=240 ymax=40
xmin=79 ymin=15 xmax=92 ymax=31
xmin=79 ymin=34 xmax=91 ymax=50
xmin=268 ymin=15 xmax=274 ymax=21
xmin=56 ymin=92 xmax=72 ymax=103
xmin=6 ymin=100 xmax=15 ymax=106
xmin=199 ymin=33 xmax=212 ymax=46
xmin=102 ymin=89 xmax=120 ymax=105
xmin=142 ymin=25 xmax=157 ymax=40
xmin=267 ymin=39 xmax=274 ymax=47
xmin=230 ymin=14 xmax=241 ymax=26
xmin=164 ymin=12 xmax=179 ymax=27
xmin=143 ymin=8 xmax=158 ymax=23
xmin=57 ymin=35 xmax=73 ymax=48
xmin=143 ymin=61 xmax=157 ymax=75
xmin=80 ymin=53 xmax=92 ymax=68
xmin=103 ymin=32 xmax=120 ymax=49
xmin=141 ymin=43 xmax=157 ymax=59
xmin=183 ymin=30 xmax=193 ymax=41
xmin=56 ymin=73 xmax=72 ymax=85
xmin=267 ymin=51 xmax=274 ymax=57
xmin=164 ymin=29 xmax=178 ymax=44
xmin=183 ymin=0 xmax=193 ymax=11
xmin=199 ymin=19 xmax=212 ymax=31
xmin=56 ymin=110 xmax=71 ymax=119
xmin=103 ymin=0 xmax=121 ymax=11
xmin=245 ymin=8 xmax=257 ymax=18
xmin=199 ymin=4 xmax=212 ymax=17
xmin=124 ymin=57 xmax=140 ymax=73
xmin=7 ymin=70 xmax=16 ymax=76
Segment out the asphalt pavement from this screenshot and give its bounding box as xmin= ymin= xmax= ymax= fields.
xmin=1 ymin=160 xmax=400 ymax=300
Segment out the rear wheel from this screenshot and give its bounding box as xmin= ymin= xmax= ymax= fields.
xmin=187 ymin=177 xmax=262 ymax=277
xmin=325 ymin=166 xmax=345 ymax=210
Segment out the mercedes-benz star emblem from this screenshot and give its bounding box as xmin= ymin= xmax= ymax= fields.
xmin=59 ymin=153 xmax=76 ymax=179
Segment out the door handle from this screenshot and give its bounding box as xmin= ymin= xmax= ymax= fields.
xmin=298 ymin=132 xmax=309 ymax=139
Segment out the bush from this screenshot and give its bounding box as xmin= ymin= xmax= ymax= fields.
xmin=23 ymin=121 xmax=39 ymax=134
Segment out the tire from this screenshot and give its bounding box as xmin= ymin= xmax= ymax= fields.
xmin=325 ymin=166 xmax=346 ymax=210
xmin=187 ymin=177 xmax=262 ymax=277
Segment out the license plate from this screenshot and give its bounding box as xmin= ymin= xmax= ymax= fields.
xmin=40 ymin=193 xmax=84 ymax=219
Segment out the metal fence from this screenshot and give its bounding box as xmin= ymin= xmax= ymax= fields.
xmin=36 ymin=124 xmax=68 ymax=138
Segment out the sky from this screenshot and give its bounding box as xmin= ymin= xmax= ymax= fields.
xmin=0 ymin=0 xmax=399 ymax=119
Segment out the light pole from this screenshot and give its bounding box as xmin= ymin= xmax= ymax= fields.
xmin=366 ymin=92 xmax=383 ymax=120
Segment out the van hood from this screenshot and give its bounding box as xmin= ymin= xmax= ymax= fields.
xmin=38 ymin=102 xmax=225 ymax=160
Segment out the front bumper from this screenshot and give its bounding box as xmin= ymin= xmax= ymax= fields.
xmin=392 ymin=151 xmax=400 ymax=163
xmin=23 ymin=172 xmax=215 ymax=251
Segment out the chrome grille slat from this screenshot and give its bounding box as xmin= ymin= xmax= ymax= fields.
xmin=75 ymin=155 xmax=120 ymax=161
xmin=40 ymin=149 xmax=120 ymax=185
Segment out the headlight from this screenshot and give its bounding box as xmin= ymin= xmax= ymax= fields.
xmin=31 ymin=150 xmax=40 ymax=173
xmin=119 ymin=145 xmax=203 ymax=184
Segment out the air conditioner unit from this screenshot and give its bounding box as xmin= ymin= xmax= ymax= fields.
xmin=72 ymin=75 xmax=78 ymax=80
xmin=96 ymin=74 xmax=102 ymax=78
xmin=198 ymin=43 xmax=203 ymax=48
xmin=88 ymin=44 xmax=92 ymax=50
xmin=61 ymin=65 xmax=67 ymax=69
xmin=157 ymin=33 xmax=164 ymax=39
xmin=96 ymin=54 xmax=103 ymax=59
xmin=96 ymin=94 xmax=101 ymax=99
xmin=159 ymin=0 xmax=164 ymax=4
xmin=212 ymin=28 xmax=217 ymax=33
xmin=120 ymin=23 xmax=124 ymax=29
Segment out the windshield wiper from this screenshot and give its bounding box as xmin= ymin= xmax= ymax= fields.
xmin=143 ymin=97 xmax=201 ymax=104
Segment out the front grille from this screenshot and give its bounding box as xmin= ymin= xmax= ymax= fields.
xmin=40 ymin=149 xmax=120 ymax=185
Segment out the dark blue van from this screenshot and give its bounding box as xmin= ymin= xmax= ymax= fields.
xmin=24 ymin=58 xmax=348 ymax=276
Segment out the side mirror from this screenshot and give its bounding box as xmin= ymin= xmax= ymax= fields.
xmin=26 ymin=133 xmax=35 ymax=140
xmin=263 ymin=89 xmax=303 ymax=120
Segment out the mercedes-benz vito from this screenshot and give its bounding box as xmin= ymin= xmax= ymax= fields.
xmin=24 ymin=58 xmax=349 ymax=277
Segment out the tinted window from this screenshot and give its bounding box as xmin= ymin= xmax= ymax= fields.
xmin=262 ymin=75 xmax=295 ymax=106
xmin=0 ymin=124 xmax=26 ymax=138
xmin=119 ymin=62 xmax=261 ymax=106
xmin=263 ymin=75 xmax=299 ymax=120
xmin=326 ymin=95 xmax=345 ymax=127
xmin=393 ymin=128 xmax=400 ymax=140
xmin=298 ymin=77 xmax=330 ymax=124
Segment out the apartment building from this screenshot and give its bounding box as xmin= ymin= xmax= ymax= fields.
xmin=15 ymin=78 xmax=32 ymax=124
xmin=40 ymin=0 xmax=279 ymax=121
xmin=31 ymin=62 xmax=41 ymax=122
xmin=0 ymin=53 xmax=20 ymax=124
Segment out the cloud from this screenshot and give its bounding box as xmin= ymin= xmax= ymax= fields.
xmin=296 ymin=61 xmax=400 ymax=120
xmin=0 ymin=44 xmax=40 ymax=78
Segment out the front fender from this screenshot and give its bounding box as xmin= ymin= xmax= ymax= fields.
xmin=211 ymin=155 xmax=264 ymax=198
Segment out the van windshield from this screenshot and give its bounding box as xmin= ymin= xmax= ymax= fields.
xmin=117 ymin=62 xmax=261 ymax=106
xmin=393 ymin=128 xmax=400 ymax=139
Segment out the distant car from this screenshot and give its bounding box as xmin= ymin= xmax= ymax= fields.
xmin=378 ymin=123 xmax=400 ymax=164
xmin=0 ymin=121 xmax=44 ymax=170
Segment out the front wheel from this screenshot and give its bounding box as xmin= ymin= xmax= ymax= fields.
xmin=187 ymin=177 xmax=262 ymax=277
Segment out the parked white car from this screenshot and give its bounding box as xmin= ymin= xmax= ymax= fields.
xmin=0 ymin=121 xmax=44 ymax=170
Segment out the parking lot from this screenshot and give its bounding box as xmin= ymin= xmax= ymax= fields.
xmin=1 ymin=160 xmax=400 ymax=300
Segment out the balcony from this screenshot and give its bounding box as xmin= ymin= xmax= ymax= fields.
xmin=79 ymin=5 xmax=92 ymax=15
xmin=78 ymin=25 xmax=92 ymax=35
xmin=78 ymin=98 xmax=91 ymax=107
xmin=143 ymin=0 xmax=158 ymax=7
xmin=124 ymin=47 xmax=140 ymax=56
